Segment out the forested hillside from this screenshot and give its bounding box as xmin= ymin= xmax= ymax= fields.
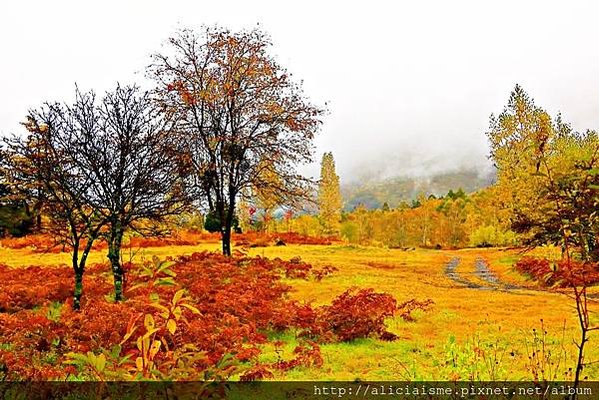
xmin=342 ymin=168 xmax=496 ymax=210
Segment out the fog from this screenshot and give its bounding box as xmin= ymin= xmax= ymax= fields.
xmin=1 ymin=0 xmax=598 ymax=183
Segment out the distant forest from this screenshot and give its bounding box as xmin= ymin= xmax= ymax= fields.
xmin=342 ymin=168 xmax=496 ymax=210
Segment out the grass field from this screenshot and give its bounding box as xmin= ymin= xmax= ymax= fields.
xmin=1 ymin=242 xmax=598 ymax=381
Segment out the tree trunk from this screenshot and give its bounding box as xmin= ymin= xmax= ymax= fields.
xmin=108 ymin=224 xmax=125 ymax=302
xmin=71 ymin=240 xmax=83 ymax=311
xmin=73 ymin=270 xmax=83 ymax=310
xmin=221 ymin=227 xmax=231 ymax=256
xmin=220 ymin=196 xmax=236 ymax=257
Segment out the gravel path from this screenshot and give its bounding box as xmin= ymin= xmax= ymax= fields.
xmin=474 ymin=257 xmax=521 ymax=290
xmin=444 ymin=257 xmax=485 ymax=289
xmin=444 ymin=257 xmax=522 ymax=291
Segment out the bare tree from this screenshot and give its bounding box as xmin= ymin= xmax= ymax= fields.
xmin=4 ymin=85 xmax=189 ymax=305
xmin=73 ymin=85 xmax=189 ymax=301
xmin=148 ymin=27 xmax=325 ymax=255
xmin=3 ymin=102 xmax=106 ymax=310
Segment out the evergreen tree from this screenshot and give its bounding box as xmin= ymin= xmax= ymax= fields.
xmin=318 ymin=152 xmax=343 ymax=235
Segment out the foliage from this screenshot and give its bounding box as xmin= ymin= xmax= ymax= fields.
xmin=0 ymin=263 xmax=111 ymax=313
xmin=318 ymin=288 xmax=397 ymax=342
xmin=253 ymin=161 xmax=286 ymax=233
xmin=514 ymin=257 xmax=599 ymax=288
xmin=397 ymin=299 xmax=435 ymax=322
xmin=488 ymin=85 xmax=599 ymax=393
xmin=0 ymin=203 xmax=34 ymax=237
xmin=334 ymin=188 xmax=515 ymax=249
xmin=318 ymin=152 xmax=343 ymax=235
xmin=0 ymin=252 xmax=291 ymax=380
xmin=149 ymin=26 xmax=325 ymax=256
xmin=487 ymin=84 xmax=599 ymax=262
xmin=0 ymin=250 xmax=420 ymax=381
xmin=469 ymin=225 xmax=517 ymax=248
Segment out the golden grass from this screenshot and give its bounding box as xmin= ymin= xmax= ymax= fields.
xmin=1 ymin=242 xmax=597 ymax=380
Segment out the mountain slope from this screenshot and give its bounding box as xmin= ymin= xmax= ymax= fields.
xmin=342 ymin=169 xmax=496 ymax=210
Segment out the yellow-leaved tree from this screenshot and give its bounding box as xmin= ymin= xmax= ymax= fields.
xmin=318 ymin=152 xmax=343 ymax=236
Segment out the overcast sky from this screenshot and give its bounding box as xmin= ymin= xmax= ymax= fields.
xmin=1 ymin=0 xmax=598 ymax=182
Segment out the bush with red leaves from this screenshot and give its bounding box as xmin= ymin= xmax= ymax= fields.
xmin=272 ymin=341 xmax=324 ymax=371
xmin=397 ymin=299 xmax=435 ymax=322
xmin=276 ymin=256 xmax=313 ymax=279
xmin=0 ymin=264 xmax=112 ymax=312
xmin=0 ymin=252 xmax=416 ymax=381
xmin=514 ymin=257 xmax=599 ymax=288
xmin=319 ymin=288 xmax=397 ymax=342
xmin=239 ymin=364 xmax=275 ymax=381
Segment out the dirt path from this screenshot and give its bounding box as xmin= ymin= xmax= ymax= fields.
xmin=445 ymin=256 xmax=522 ymax=292
xmin=474 ymin=257 xmax=521 ymax=289
xmin=444 ymin=257 xmax=485 ymax=289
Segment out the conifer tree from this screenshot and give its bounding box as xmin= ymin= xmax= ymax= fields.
xmin=318 ymin=152 xmax=343 ymax=235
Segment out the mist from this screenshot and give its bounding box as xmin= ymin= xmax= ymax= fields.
xmin=1 ymin=1 xmax=599 ymax=184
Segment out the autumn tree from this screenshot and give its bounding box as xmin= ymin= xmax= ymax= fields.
xmin=0 ymin=150 xmax=35 ymax=236
xmin=149 ymin=27 xmax=324 ymax=255
xmin=3 ymin=110 xmax=106 ymax=310
xmin=0 ymin=141 xmax=46 ymax=234
xmin=72 ymin=85 xmax=188 ymax=301
xmin=318 ymin=152 xmax=343 ymax=235
xmin=488 ymin=85 xmax=598 ymax=260
xmin=412 ymin=194 xmax=438 ymax=247
xmin=488 ymin=84 xmax=599 ymax=392
xmin=438 ymin=189 xmax=469 ymax=248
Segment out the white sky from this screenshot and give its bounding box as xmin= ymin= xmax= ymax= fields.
xmin=1 ymin=0 xmax=598 ymax=182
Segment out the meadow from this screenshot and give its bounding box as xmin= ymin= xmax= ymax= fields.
xmin=2 ymin=236 xmax=597 ymax=382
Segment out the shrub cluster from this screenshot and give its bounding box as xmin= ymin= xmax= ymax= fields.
xmin=514 ymin=257 xmax=599 ymax=287
xmin=0 ymin=252 xmax=431 ymax=381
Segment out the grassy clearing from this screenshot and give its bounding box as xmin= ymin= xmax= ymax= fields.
xmin=1 ymin=242 xmax=597 ymax=380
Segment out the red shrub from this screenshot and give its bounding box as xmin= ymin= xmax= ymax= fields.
xmin=0 ymin=265 xmax=73 ymax=312
xmin=0 ymin=264 xmax=113 ymax=312
xmin=277 ymin=256 xmax=312 ymax=279
xmin=0 ymin=251 xmax=413 ymax=381
xmin=514 ymin=257 xmax=599 ymax=288
xmin=272 ymin=341 xmax=323 ymax=371
xmin=319 ymin=288 xmax=397 ymax=342
xmin=239 ymin=364 xmax=275 ymax=381
xmin=313 ymin=265 xmax=339 ymax=281
xmin=514 ymin=257 xmax=553 ymax=285
xmin=397 ymin=299 xmax=435 ymax=322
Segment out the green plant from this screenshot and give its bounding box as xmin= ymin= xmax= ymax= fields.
xmin=128 ymin=256 xmax=177 ymax=292
xmin=150 ymin=289 xmax=201 ymax=336
xmin=435 ymin=333 xmax=513 ymax=381
xmin=46 ymin=302 xmax=63 ymax=322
